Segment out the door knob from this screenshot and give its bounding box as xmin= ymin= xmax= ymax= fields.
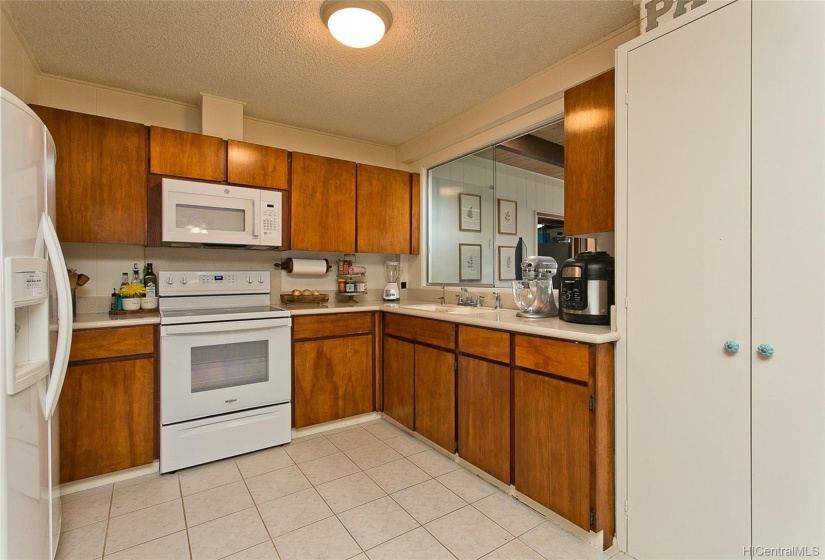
xmin=757 ymin=343 xmax=775 ymax=357
xmin=723 ymin=340 xmax=740 ymax=353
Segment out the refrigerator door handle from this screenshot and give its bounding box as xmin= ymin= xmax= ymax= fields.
xmin=37 ymin=213 xmax=73 ymax=419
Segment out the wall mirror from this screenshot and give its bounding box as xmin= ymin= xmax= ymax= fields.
xmin=428 ymin=118 xmax=572 ymax=287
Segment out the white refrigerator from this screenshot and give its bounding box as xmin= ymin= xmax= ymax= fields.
xmin=1 ymin=88 xmax=73 ymax=559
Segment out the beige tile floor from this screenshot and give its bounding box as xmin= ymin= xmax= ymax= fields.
xmin=56 ymin=419 xmax=633 ymax=560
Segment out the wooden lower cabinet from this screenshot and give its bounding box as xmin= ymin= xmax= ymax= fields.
xmin=414 ymin=345 xmax=455 ymax=452
xmin=513 ymin=335 xmax=615 ymax=550
xmin=383 ymin=337 xmax=414 ymax=430
xmin=457 ymin=356 xmax=510 ymax=483
xmin=514 ymin=369 xmax=590 ymax=529
xmin=294 ymin=335 xmax=373 ymax=428
xmin=292 ymin=313 xmax=375 ymax=428
xmin=60 ymin=326 xmax=155 ymax=482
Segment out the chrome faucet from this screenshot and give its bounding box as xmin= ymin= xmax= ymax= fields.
xmin=456 ymin=287 xmax=472 ymax=306
xmin=492 ymin=291 xmax=502 ymax=309
xmin=438 ymin=284 xmax=446 ymax=305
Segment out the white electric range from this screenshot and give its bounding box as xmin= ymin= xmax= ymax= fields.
xmin=158 ymin=270 xmax=291 ymax=473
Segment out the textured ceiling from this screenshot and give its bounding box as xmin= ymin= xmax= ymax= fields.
xmin=3 ymin=0 xmax=637 ymax=147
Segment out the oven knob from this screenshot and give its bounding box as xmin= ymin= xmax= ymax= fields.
xmin=246 ymin=275 xmax=253 ymax=284
xmin=166 ymin=276 xmax=175 ymax=285
xmin=180 ymin=276 xmax=188 ymax=285
xmin=258 ymin=275 xmax=264 ymax=284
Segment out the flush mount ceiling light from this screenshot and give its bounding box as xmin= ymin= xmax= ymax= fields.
xmin=320 ymin=0 xmax=393 ymax=48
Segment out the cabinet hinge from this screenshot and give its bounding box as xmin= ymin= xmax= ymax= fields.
xmin=625 ymin=297 xmax=629 ymax=309
xmin=590 ymin=509 xmax=596 ymax=529
xmin=454 ymin=360 xmax=458 ymax=372
xmin=625 ymin=500 xmax=629 ymax=514
xmin=625 ymin=92 xmax=629 ymax=105
xmin=589 ymin=395 xmax=595 ymax=411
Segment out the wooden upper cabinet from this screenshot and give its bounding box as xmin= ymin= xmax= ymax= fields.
xmin=563 ymin=69 xmax=615 ymax=235
xmin=410 ymin=173 xmax=420 ymax=255
xmin=227 ymin=140 xmax=289 ymax=190
xmin=149 ymin=126 xmax=226 ymax=181
xmin=356 ymin=164 xmax=413 ymax=254
xmin=290 ymin=152 xmax=356 ymax=252
xmin=31 ymin=105 xmax=148 ymax=245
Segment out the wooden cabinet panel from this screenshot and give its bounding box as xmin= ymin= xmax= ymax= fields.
xmin=564 ymin=69 xmax=615 ymax=235
xmin=383 ymin=336 xmax=414 ymax=430
xmin=69 ymin=326 xmax=154 ymax=362
xmin=356 ymin=164 xmax=411 ymax=254
xmin=514 ymin=368 xmax=552 ymax=508
xmin=458 ymin=326 xmax=510 ymax=364
xmin=290 ymin=152 xmax=356 ymax=252
xmin=227 ymin=140 xmax=288 ymax=190
xmin=414 ymin=345 xmax=455 ymax=452
xmin=60 ymin=358 xmax=154 ymax=482
xmin=149 ymin=126 xmax=226 ymax=181
xmin=514 ymin=335 xmax=589 ymax=382
xmin=384 ymin=314 xmax=455 ymax=350
xmin=293 ymin=313 xmax=372 ymax=340
xmin=514 ymin=369 xmax=591 ymax=529
xmin=457 ymin=356 xmax=510 ymax=483
xmin=410 ymin=173 xmax=420 ymax=255
xmin=31 ymin=105 xmax=148 ymax=245
xmin=294 ymin=335 xmax=373 ymax=428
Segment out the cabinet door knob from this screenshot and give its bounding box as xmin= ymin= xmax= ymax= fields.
xmin=724 ymin=340 xmax=740 ymax=353
xmin=757 ymin=343 xmax=775 ymax=357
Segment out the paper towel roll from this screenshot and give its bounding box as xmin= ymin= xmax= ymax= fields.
xmin=284 ymin=258 xmax=329 ymax=276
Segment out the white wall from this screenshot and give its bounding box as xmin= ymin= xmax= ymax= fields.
xmin=0 ymin=8 xmax=38 ymax=102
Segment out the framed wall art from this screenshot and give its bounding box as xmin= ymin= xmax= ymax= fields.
xmin=498 ymin=246 xmax=517 ymax=281
xmin=497 ymin=198 xmax=518 ymax=235
xmin=459 ymin=193 xmax=482 ymax=232
xmin=459 ymin=243 xmax=482 ymax=282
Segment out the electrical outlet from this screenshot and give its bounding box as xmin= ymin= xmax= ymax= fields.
xmin=400 ymin=281 xmax=407 ymax=289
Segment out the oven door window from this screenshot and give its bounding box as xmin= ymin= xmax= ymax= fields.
xmin=191 ymin=340 xmax=268 ymax=393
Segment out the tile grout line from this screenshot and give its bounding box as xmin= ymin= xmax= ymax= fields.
xmin=241 ymin=459 xmax=280 ymax=560
xmin=178 ymin=472 xmax=194 ymax=560
xmin=99 ymin=484 xmax=114 ymax=559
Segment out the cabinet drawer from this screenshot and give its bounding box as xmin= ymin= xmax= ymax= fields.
xmin=384 ymin=314 xmax=455 ymax=349
xmin=293 ymin=313 xmax=372 ymax=340
xmin=458 ymin=326 xmax=510 ymax=363
xmin=69 ymin=326 xmax=154 ymax=362
xmin=514 ymin=335 xmax=589 ymax=383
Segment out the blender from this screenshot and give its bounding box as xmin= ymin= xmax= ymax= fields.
xmin=383 ymin=260 xmax=401 ymax=301
xmin=511 ymin=256 xmax=559 ymax=318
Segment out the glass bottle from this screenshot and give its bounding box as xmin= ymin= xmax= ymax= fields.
xmin=143 ymin=263 xmax=157 ymax=298
xmin=131 ymin=263 xmax=141 ymax=285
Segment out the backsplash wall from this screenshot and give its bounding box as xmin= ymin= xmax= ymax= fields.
xmin=62 ymin=243 xmax=408 ymax=311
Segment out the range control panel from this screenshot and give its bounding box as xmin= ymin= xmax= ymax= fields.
xmin=158 ymin=271 xmax=270 ymax=296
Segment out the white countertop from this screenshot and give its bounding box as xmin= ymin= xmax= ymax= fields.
xmin=72 ymin=312 xmax=160 ymax=330
xmin=71 ymin=299 xmax=619 ymax=344
xmin=289 ymin=299 xmax=620 ymax=344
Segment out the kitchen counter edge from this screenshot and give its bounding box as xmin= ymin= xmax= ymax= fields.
xmin=73 ymin=312 xmax=160 ymax=330
xmin=289 ymin=300 xmax=620 ymax=344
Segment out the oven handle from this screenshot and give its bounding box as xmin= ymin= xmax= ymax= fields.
xmin=162 ymin=318 xmax=291 ymax=336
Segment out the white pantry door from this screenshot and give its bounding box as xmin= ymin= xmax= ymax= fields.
xmin=751 ymin=0 xmax=825 ymax=550
xmin=623 ymin=1 xmax=752 ymax=558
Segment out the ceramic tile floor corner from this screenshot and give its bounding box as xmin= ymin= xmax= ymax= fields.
xmin=56 ymin=419 xmax=628 ymax=560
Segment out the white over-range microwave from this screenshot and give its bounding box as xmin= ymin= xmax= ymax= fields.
xmin=161 ymin=178 xmax=282 ymax=248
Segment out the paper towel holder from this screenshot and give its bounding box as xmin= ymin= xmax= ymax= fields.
xmin=273 ymin=258 xmax=332 ymax=274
